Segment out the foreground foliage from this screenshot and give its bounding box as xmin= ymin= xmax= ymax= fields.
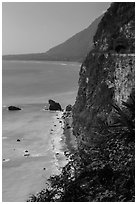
xmin=27 ymin=94 xmax=135 ymax=202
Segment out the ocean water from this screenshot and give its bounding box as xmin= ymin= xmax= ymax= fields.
xmin=2 ymin=60 xmax=80 ymax=201
xmin=2 ymin=60 xmax=80 ymax=106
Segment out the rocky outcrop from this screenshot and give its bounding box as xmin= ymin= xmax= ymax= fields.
xmin=8 ymin=106 xmax=21 ymax=111
xmin=48 ymin=99 xmax=62 ymax=111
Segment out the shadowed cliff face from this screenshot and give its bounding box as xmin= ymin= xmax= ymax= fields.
xmin=73 ymin=2 xmax=135 ymax=147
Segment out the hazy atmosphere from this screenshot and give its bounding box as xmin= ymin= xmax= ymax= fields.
xmin=2 ymin=2 xmax=110 ymax=55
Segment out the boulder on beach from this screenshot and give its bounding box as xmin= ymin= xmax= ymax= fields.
xmin=8 ymin=106 xmax=21 ymax=111
xmin=66 ymin=104 xmax=72 ymax=112
xmin=48 ymin=99 xmax=62 ymax=111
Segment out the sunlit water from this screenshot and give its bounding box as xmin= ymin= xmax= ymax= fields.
xmin=2 ymin=60 xmax=80 ymax=201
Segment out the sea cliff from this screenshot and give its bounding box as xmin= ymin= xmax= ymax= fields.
xmin=73 ymin=53 xmax=135 ymax=150
xmin=28 ymin=2 xmax=135 ymax=202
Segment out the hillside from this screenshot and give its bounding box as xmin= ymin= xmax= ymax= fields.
xmin=2 ymin=15 xmax=102 ymax=62
xmin=44 ymin=15 xmax=103 ymax=62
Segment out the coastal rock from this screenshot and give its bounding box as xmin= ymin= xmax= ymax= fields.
xmin=48 ymin=99 xmax=62 ymax=111
xmin=24 ymin=153 xmax=30 ymax=157
xmin=66 ymin=104 xmax=72 ymax=112
xmin=8 ymin=106 xmax=21 ymax=111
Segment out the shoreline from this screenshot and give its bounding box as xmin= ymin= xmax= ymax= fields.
xmin=26 ymin=109 xmax=77 ymax=201
xmin=49 ymin=109 xmax=77 ymax=172
xmin=49 ymin=111 xmax=68 ymax=172
xmin=62 ymin=110 xmax=77 ymax=154
xmin=2 ymin=106 xmax=77 ymax=201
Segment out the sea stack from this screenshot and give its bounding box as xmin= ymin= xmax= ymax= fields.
xmin=48 ymin=99 xmax=62 ymax=111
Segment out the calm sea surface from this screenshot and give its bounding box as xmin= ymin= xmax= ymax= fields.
xmin=2 ymin=60 xmax=80 ymax=201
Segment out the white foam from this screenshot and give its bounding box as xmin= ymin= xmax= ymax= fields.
xmin=41 ymin=108 xmax=49 ymax=112
xmin=2 ymin=137 xmax=8 ymax=140
xmin=3 ymin=158 xmax=10 ymax=162
xmin=2 ymin=105 xmax=7 ymax=108
xmin=61 ymin=63 xmax=67 ymax=66
xmin=31 ymin=154 xmax=41 ymax=157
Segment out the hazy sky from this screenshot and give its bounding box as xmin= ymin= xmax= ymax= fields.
xmin=2 ymin=2 xmax=111 ymax=55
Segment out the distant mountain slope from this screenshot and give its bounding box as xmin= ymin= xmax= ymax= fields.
xmin=3 ymin=15 xmax=103 ymax=62
xmin=44 ymin=14 xmax=103 ymax=62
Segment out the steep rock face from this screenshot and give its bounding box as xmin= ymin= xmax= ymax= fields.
xmin=72 ymin=2 xmax=135 ymax=148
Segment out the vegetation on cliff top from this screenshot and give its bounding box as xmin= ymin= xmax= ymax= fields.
xmin=93 ymin=2 xmax=135 ymax=53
